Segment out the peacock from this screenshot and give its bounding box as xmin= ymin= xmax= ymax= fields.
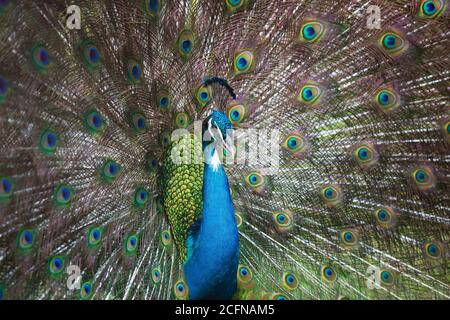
xmin=0 ymin=0 xmax=449 ymax=300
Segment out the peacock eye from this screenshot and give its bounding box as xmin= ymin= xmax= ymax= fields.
xmin=424 ymin=241 xmax=445 ymax=259
xmin=195 ymin=85 xmax=212 ymax=108
xmin=125 ymin=234 xmax=138 ymax=255
xmin=81 ymin=41 xmax=102 ymax=68
xmin=273 ymin=210 xmax=294 ymax=233
xmin=298 ymin=83 xmax=322 ymax=106
xmin=234 ymin=50 xmax=255 ymax=75
xmin=32 ymin=44 xmax=51 ymax=72
xmin=0 ymin=176 xmax=14 ymax=200
xmin=380 ymin=32 xmax=408 ymax=56
xmin=161 ymin=229 xmax=172 ymax=246
xmin=39 ymin=128 xmax=59 ymax=155
xmin=374 ymin=207 xmax=398 ymax=229
xmin=84 ymin=109 xmax=105 ymax=134
xmin=270 ymin=293 xmax=288 ymax=300
xmin=48 ymin=256 xmax=65 ymax=276
xmin=353 ymin=143 xmax=378 ymax=168
xmin=282 ymin=272 xmax=298 ymax=290
xmin=237 ymin=264 xmax=254 ymax=289
xmin=379 ymin=269 xmax=396 ymax=287
xmin=177 ymin=29 xmax=196 ymax=58
xmin=54 ymin=184 xmax=73 ymax=207
xmin=145 ymin=0 xmax=160 ymax=17
xmin=235 ymin=212 xmax=243 ymax=228
xmin=87 ymin=227 xmax=103 ymax=248
xmin=411 ymin=167 xmax=435 ymax=191
xmin=340 ymin=230 xmax=358 ymax=248
xmin=126 ymin=60 xmax=143 ymax=83
xmin=320 ymin=185 xmax=343 ymax=207
xmin=226 ymin=0 xmax=245 ymax=12
xmin=245 ymin=172 xmax=264 ymax=188
xmin=175 ymin=112 xmax=190 ymax=129
xmin=0 ymin=75 xmax=10 ymax=104
xmin=79 ymin=281 xmax=93 ymax=300
xmin=18 ymin=229 xmax=35 ymax=251
xmin=101 ymin=159 xmax=121 ymax=182
xmin=156 ymin=88 xmax=171 ymax=111
xmin=375 ymin=88 xmax=400 ymax=113
xmin=283 ymin=133 xmax=307 ymax=156
xmin=145 ymin=154 xmax=158 ymax=173
xmin=298 ymin=21 xmax=325 ymax=43
xmin=321 ymin=265 xmax=337 ymax=283
xmin=160 ymin=131 xmax=171 ymax=148
xmin=174 ymin=279 xmax=189 ymax=299
xmin=419 ymin=0 xmax=446 ymax=18
xmin=130 ymin=112 xmax=146 ymax=133
xmin=151 ymin=267 xmax=162 ymax=284
xmin=134 ymin=187 xmax=149 ymax=207
xmin=227 ymin=103 xmax=248 ymax=125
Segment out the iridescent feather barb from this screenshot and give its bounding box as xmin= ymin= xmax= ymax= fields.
xmin=0 ymin=0 xmax=449 ymax=300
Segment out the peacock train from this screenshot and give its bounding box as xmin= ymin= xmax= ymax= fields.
xmin=0 ymin=0 xmax=449 ymax=300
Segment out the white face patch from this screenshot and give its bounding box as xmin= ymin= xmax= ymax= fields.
xmin=210 ymin=149 xmax=221 ymax=171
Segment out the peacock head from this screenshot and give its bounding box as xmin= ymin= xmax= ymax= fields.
xmin=202 ymin=110 xmax=233 ymax=154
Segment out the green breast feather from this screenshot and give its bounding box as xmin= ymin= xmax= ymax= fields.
xmin=162 ymin=134 xmax=204 ymax=261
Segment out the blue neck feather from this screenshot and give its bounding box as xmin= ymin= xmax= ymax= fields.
xmin=184 ymin=147 xmax=240 ymax=300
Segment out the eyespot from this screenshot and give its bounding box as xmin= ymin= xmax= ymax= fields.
xmin=245 ymin=172 xmax=263 ymax=188
xmin=100 ymin=159 xmax=121 ymax=182
xmin=321 ymin=265 xmax=337 ymax=283
xmin=160 ymin=131 xmax=171 ymax=149
xmin=145 ymin=154 xmax=159 ymax=173
xmin=0 ymin=284 xmax=5 ymax=300
xmin=225 ymin=0 xmax=247 ymax=12
xmin=273 ymin=210 xmax=294 ymax=233
xmin=353 ymin=143 xmax=378 ymax=168
xmin=124 ymin=234 xmax=138 ymax=255
xmin=374 ymin=88 xmax=400 ymax=113
xmin=54 ymin=184 xmax=73 ymax=207
xmin=17 ymin=229 xmax=35 ymax=251
xmin=270 ymin=293 xmax=289 ymax=300
xmin=177 ymin=29 xmax=195 ymax=58
xmin=320 ymin=185 xmax=343 ymax=207
xmin=32 ymin=45 xmax=51 ymax=72
xmin=48 ymin=256 xmax=65 ymax=277
xmin=151 ymin=267 xmax=162 ymax=284
xmin=423 ymin=241 xmax=445 ymax=260
xmin=379 ymin=269 xmax=396 ymax=287
xmin=161 ymin=229 xmax=172 ymax=246
xmin=298 ymin=83 xmax=322 ymax=106
xmin=0 ymin=176 xmax=14 ymax=200
xmin=374 ymin=207 xmax=397 ymax=229
xmin=298 ymin=21 xmax=325 ymax=43
xmin=144 ymin=0 xmax=161 ymax=17
xmin=442 ymin=119 xmax=450 ymax=141
xmin=283 ymin=133 xmax=308 ymax=156
xmin=129 ymin=112 xmax=146 ymax=133
xmin=83 ymin=109 xmax=105 ymax=134
xmin=87 ymin=226 xmax=103 ymax=248
xmin=39 ymin=128 xmax=59 ymax=155
xmin=81 ymin=41 xmax=101 ymax=69
xmin=237 ymin=265 xmax=254 ymax=289
xmin=175 ymin=112 xmax=190 ymax=129
xmin=234 ymin=50 xmax=255 ymax=75
xmin=133 ymin=187 xmax=149 ymax=208
xmin=174 ymin=279 xmax=189 ymax=300
xmin=411 ymin=167 xmax=435 ymax=191
xmin=227 ymin=102 xmax=248 ymax=125
xmin=418 ymin=0 xmax=447 ymax=18
xmin=157 ymin=89 xmax=171 ymax=111
xmin=282 ymin=272 xmax=299 ymax=291
xmin=0 ymin=75 xmax=10 ymax=104
xmin=195 ymin=85 xmax=212 ymax=108
xmin=379 ymin=31 xmax=408 ymax=56
xmin=235 ymin=212 xmax=244 ymax=229
xmin=340 ymin=229 xmax=358 ymax=248
xmin=126 ymin=60 xmax=143 ymax=83
xmin=79 ymin=281 xmax=93 ymax=300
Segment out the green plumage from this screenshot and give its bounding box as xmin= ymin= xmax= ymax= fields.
xmin=162 ymin=134 xmax=203 ymax=261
